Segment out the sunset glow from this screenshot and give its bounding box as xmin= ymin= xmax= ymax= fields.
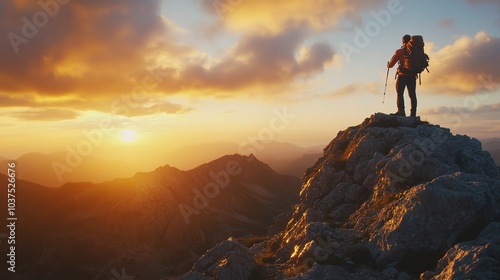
xmin=121 ymin=129 xmax=137 ymax=143
xmin=1 ymin=0 xmax=499 ymax=168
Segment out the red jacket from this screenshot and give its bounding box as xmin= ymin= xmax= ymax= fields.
xmin=388 ymin=47 xmax=415 ymax=76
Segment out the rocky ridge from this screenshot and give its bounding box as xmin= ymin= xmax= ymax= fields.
xmin=182 ymin=113 xmax=500 ymax=280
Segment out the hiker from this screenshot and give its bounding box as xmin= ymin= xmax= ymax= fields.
xmin=387 ymin=34 xmax=417 ymax=117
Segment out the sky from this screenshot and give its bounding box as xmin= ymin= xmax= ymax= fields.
xmin=1 ymin=0 xmax=499 ymax=167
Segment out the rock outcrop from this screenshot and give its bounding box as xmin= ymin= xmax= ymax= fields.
xmin=181 ymin=238 xmax=260 ymax=280
xmin=421 ymin=222 xmax=500 ymax=280
xmin=183 ymin=113 xmax=500 ymax=279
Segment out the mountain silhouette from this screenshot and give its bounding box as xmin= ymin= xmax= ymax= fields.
xmin=181 ymin=113 xmax=500 ymax=280
xmin=481 ymin=138 xmax=500 ymax=166
xmin=160 ymin=141 xmax=322 ymax=178
xmin=0 ymin=152 xmax=139 ymax=188
xmin=0 ymin=154 xmax=300 ymax=280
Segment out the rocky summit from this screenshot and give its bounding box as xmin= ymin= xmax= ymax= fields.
xmin=182 ymin=113 xmax=500 ymax=280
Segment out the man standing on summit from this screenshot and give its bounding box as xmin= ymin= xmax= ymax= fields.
xmin=387 ymin=34 xmax=417 ymax=117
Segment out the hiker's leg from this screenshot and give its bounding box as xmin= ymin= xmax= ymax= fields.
xmin=408 ymin=75 xmax=417 ymax=117
xmin=395 ymin=76 xmax=405 ymax=115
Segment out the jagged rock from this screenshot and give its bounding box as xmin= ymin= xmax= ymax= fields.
xmin=285 ymin=264 xmax=351 ymax=280
xmin=274 ymin=113 xmax=500 ymax=278
xmin=368 ymin=172 xmax=500 ymax=267
xmin=184 ymin=113 xmax=500 ymax=280
xmin=421 ymin=222 xmax=500 ymax=280
xmin=180 ymin=237 xmax=260 ymax=280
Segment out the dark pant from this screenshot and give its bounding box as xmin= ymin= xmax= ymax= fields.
xmin=396 ymin=75 xmax=417 ymax=116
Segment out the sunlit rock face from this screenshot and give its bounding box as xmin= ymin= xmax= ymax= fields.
xmin=180 ymin=238 xmax=260 ymax=280
xmin=184 ymin=113 xmax=500 ymax=280
xmin=421 ymin=222 xmax=500 ymax=280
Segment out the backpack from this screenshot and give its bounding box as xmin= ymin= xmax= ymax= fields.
xmin=400 ymin=35 xmax=430 ymax=75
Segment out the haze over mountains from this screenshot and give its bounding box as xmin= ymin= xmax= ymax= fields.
xmin=0 ymin=154 xmax=300 ymax=279
xmin=482 ymin=138 xmax=500 ymax=166
xmin=159 ymin=141 xmax=323 ymax=177
xmin=0 ymin=152 xmax=139 ymax=188
xmin=0 ymin=141 xmax=323 ymax=188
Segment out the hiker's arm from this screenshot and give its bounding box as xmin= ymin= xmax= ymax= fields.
xmin=387 ymin=49 xmax=402 ymax=68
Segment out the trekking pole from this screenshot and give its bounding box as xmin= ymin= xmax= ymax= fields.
xmin=382 ymin=67 xmax=389 ymax=104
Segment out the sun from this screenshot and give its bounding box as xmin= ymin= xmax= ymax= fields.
xmin=121 ymin=129 xmax=137 ymax=143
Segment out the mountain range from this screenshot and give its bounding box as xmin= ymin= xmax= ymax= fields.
xmin=159 ymin=141 xmax=323 ymax=178
xmin=0 ymin=152 xmax=139 ymax=188
xmin=0 ymin=141 xmax=323 ymax=188
xmin=0 ymin=154 xmax=300 ymax=280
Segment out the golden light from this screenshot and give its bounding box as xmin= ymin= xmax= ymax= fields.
xmin=121 ymin=129 xmax=137 ymax=143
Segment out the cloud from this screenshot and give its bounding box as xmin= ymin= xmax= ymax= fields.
xmin=0 ymin=0 xmax=340 ymax=119
xmin=199 ymin=0 xmax=387 ymax=33
xmin=8 ymin=108 xmax=79 ymax=121
xmin=467 ymin=0 xmax=500 ymax=26
xmin=0 ymin=0 xmax=188 ymax=96
xmin=0 ymin=0 xmax=201 ymax=119
xmin=467 ymin=0 xmax=500 ymax=7
xmin=125 ymin=98 xmax=193 ymax=117
xmin=437 ymin=18 xmax=455 ymax=29
xmin=422 ymin=103 xmax=500 ymax=117
xmin=426 ymin=32 xmax=500 ymax=95
xmin=157 ymin=24 xmax=335 ymax=95
xmin=325 ymin=82 xmax=379 ymax=97
xmin=421 ymin=102 xmax=500 ymax=137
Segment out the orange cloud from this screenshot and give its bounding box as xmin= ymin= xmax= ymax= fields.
xmin=165 ymin=24 xmax=335 ymax=95
xmin=8 ymin=108 xmax=78 ymax=121
xmin=420 ymin=103 xmax=500 ymax=137
xmin=200 ymin=0 xmax=387 ymax=33
xmin=426 ymin=32 xmax=500 ymax=95
xmin=0 ymin=0 xmax=198 ymax=118
xmin=0 ymin=0 xmax=341 ymax=119
xmin=0 ymin=0 xmax=186 ymax=95
xmin=326 ymin=82 xmax=379 ymax=97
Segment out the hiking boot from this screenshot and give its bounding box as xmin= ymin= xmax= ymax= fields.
xmin=390 ymin=111 xmax=406 ymax=116
xmin=410 ymin=109 xmax=417 ymax=118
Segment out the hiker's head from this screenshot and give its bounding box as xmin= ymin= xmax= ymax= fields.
xmin=402 ymin=34 xmax=411 ymax=45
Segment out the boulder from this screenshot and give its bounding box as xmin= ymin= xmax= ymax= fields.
xmin=180 ymin=237 xmax=260 ymax=280
xmin=421 ymin=222 xmax=500 ymax=280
